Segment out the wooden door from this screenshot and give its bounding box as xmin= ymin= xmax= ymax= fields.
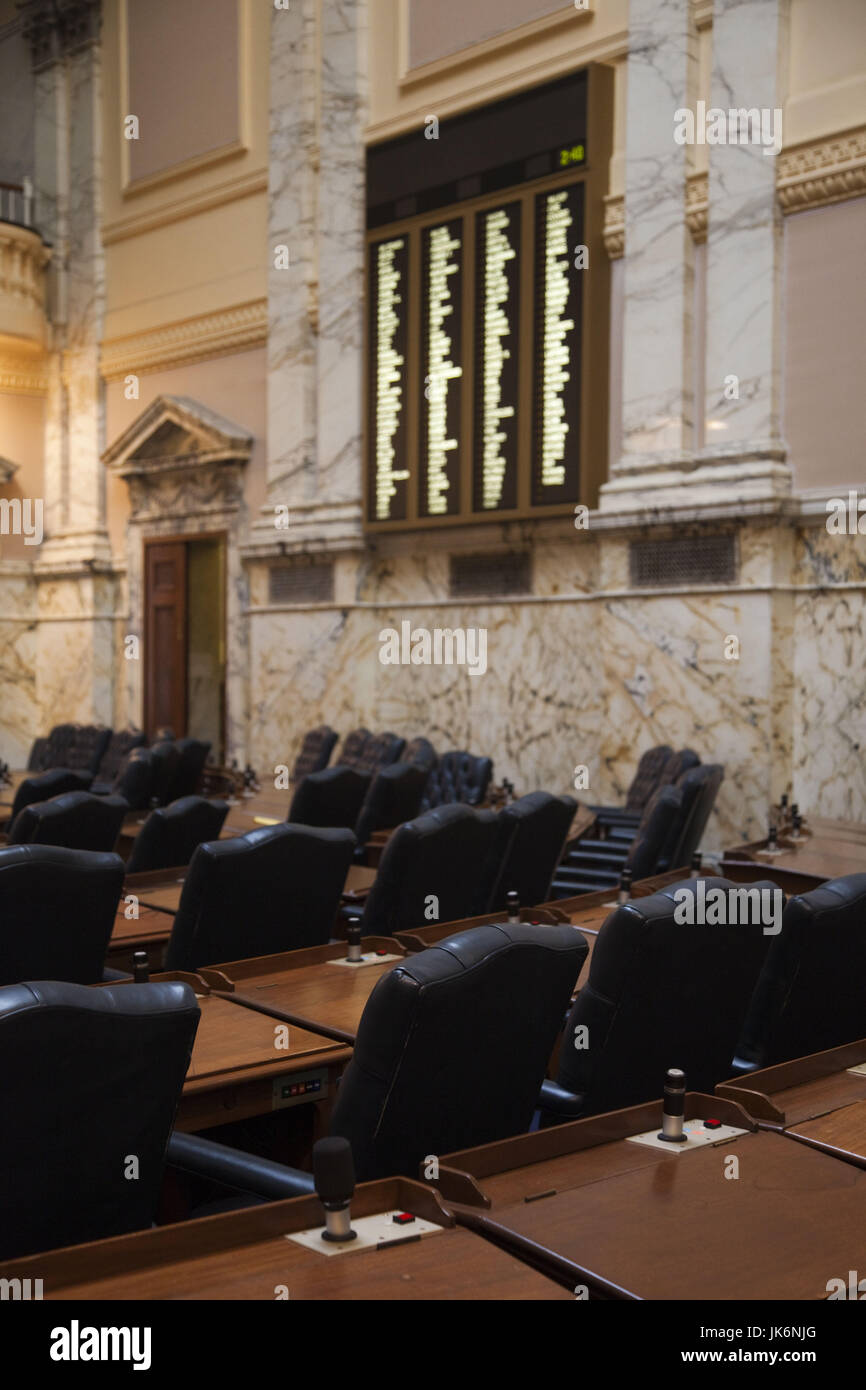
xmin=144 ymin=540 xmax=187 ymax=738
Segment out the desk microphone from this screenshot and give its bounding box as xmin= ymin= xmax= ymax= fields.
xmin=132 ymin=950 xmax=149 ymax=983
xmin=690 ymin=852 xmax=702 ymax=878
xmin=617 ymin=868 xmax=632 ymax=906
xmin=346 ymin=918 xmax=362 ymax=963
xmin=314 ymin=1137 xmax=357 ymax=1243
xmin=767 ymin=824 xmax=778 ymax=853
xmin=506 ymin=890 xmax=520 ymax=924
xmin=657 ymin=1067 xmax=687 ymax=1143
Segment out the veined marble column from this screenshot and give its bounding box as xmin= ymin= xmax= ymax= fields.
xmin=251 ymin=0 xmax=368 ymax=555
xmin=599 ymin=0 xmax=697 ymax=512
xmin=699 ymin=0 xmax=791 ymax=501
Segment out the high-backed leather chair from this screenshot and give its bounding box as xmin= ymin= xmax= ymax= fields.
xmin=288 ymin=765 xmax=372 ymax=829
xmin=541 ymin=876 xmax=779 ymax=1120
xmin=662 ymin=762 xmax=724 ymax=869
xmin=589 ymin=743 xmax=674 ymax=824
xmin=554 ymin=782 xmax=685 ymax=896
xmin=62 ymin=724 xmax=112 ymax=776
xmin=330 ymin=922 xmax=588 ymax=1180
xmin=126 ymin=796 xmax=230 ymax=875
xmin=421 ymin=750 xmax=493 ymax=811
xmin=657 ymin=747 xmax=701 ymax=789
xmin=737 ymin=873 xmax=866 ymax=1069
xmin=35 ymin=723 xmax=77 ymax=771
xmin=100 ymin=747 xmax=154 ymax=811
xmin=482 ymin=791 xmax=577 ymax=912
xmin=353 ymin=731 xmax=406 ymax=774
xmin=403 ymin=736 xmax=437 ymax=775
xmin=150 ymin=739 xmax=180 ymax=806
xmin=8 ymin=791 xmax=128 ymax=853
xmin=163 ymin=738 xmax=210 ymax=803
xmin=0 ymin=979 xmax=199 ymax=1259
xmin=353 ymin=763 xmax=428 ymax=850
xmin=9 ymin=768 xmax=93 ymax=823
xmin=0 ymin=845 xmax=124 ymax=986
xmin=25 ymin=736 xmax=50 ymax=772
xmin=359 ymin=803 xmax=501 ymax=937
xmin=164 ymin=822 xmax=356 ymax=970
xmin=91 ymin=727 xmax=146 ymax=792
xmin=290 ymin=724 xmax=339 ymax=783
xmin=335 ymin=727 xmax=372 ymax=769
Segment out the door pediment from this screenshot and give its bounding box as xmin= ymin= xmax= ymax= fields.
xmin=102 ymin=394 xmax=253 ymax=479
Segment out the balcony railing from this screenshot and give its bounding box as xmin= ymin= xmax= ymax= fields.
xmin=0 ymin=178 xmax=35 ymax=230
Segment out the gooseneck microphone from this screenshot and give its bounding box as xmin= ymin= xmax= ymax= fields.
xmin=658 ymin=1067 xmax=688 ymax=1143
xmin=314 ymin=1137 xmax=358 ymax=1243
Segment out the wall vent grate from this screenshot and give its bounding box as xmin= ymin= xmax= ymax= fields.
xmin=449 ymin=551 xmax=531 ymax=598
xmin=268 ymin=562 xmax=334 ymax=605
xmin=629 ymin=534 xmax=737 ymax=588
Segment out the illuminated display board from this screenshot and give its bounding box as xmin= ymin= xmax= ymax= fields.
xmin=473 ymin=202 xmax=521 ymax=513
xmin=363 ymin=64 xmax=611 ymax=531
xmin=532 ymin=183 xmax=583 ymax=507
xmin=419 ymin=219 xmax=463 ymax=517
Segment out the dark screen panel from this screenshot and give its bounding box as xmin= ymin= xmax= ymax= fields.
xmin=368 ymin=235 xmax=410 ymax=522
xmin=473 ymin=201 xmax=521 ymax=513
xmin=419 ymin=219 xmax=463 ymax=518
xmin=532 ymin=182 xmax=584 ymax=506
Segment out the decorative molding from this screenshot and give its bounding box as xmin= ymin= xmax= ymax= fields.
xmin=100 ymin=299 xmax=267 ymax=380
xmin=399 ymin=4 xmax=594 ymax=89
xmin=101 ymin=168 xmax=267 ymax=245
xmin=777 ymin=126 xmax=866 ymax=215
xmin=19 ymin=0 xmax=100 ymax=71
xmin=103 ymin=393 xmax=253 ymax=474
xmin=685 ymin=171 xmax=708 ymax=242
xmin=0 ymin=337 xmax=48 ymax=395
xmin=602 ymin=194 xmax=624 ymax=258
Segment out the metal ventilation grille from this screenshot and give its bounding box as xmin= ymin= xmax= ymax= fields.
xmin=629 ymin=534 xmax=737 ymax=588
xmin=449 ymin=551 xmax=531 ymax=598
xmin=268 ymin=562 xmax=334 ymax=604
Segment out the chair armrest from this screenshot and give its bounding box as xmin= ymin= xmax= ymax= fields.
xmin=166 ymin=1130 xmax=316 ymax=1200
xmin=538 ymin=1079 xmax=586 ymax=1119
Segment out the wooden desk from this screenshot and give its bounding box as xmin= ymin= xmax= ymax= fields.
xmin=106 ymin=904 xmax=173 ymax=969
xmin=725 ymin=820 xmax=866 ymax=881
xmin=200 ymin=937 xmax=407 ymax=1045
xmin=717 ymin=1038 xmax=866 ymax=1169
xmin=437 ymin=1096 xmax=866 ymax=1299
xmin=126 ymin=862 xmax=377 ymax=918
xmin=98 ymin=972 xmax=352 ymax=1134
xmin=0 ymin=1179 xmax=570 ymax=1300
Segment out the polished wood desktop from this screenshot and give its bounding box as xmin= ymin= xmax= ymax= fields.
xmin=725 ymin=817 xmax=866 ymax=881
xmin=97 ymin=971 xmax=352 ymax=1133
xmin=0 ymin=1179 xmax=570 ymax=1300
xmin=717 ymin=1039 xmax=866 ymax=1170
xmin=436 ymin=1096 xmax=866 ymax=1299
xmin=200 ymin=937 xmax=407 ymax=1044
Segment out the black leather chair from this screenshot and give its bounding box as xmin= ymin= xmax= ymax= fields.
xmin=330 ymin=922 xmax=588 ymax=1180
xmin=403 ymin=736 xmax=437 ymax=775
xmin=664 ymin=763 xmax=724 ymax=868
xmin=25 ymin=736 xmax=50 ymax=772
xmin=737 ymin=873 xmax=866 ymax=1070
xmin=0 ymin=979 xmax=199 ymax=1259
xmin=540 ymin=876 xmax=779 ymax=1120
xmin=353 ymin=731 xmax=406 ymax=774
xmin=553 ymin=783 xmax=685 ymax=896
xmin=30 ymin=723 xmax=76 ymax=771
xmin=94 ymin=747 xmax=155 ymax=811
xmin=91 ymin=727 xmax=146 ymax=792
xmin=359 ymin=803 xmax=501 ymax=937
xmin=421 ymin=749 xmax=493 ymax=811
xmin=0 ymin=845 xmax=125 ymax=986
xmin=288 ymin=765 xmax=372 ymax=829
xmin=164 ymin=822 xmax=356 ymax=971
xmin=150 ymin=739 xmax=181 ymax=806
xmin=62 ymin=724 xmax=112 ymax=776
xmin=482 ymin=791 xmax=578 ymax=912
xmin=353 ymin=763 xmax=429 ymax=851
xmin=589 ymin=743 xmax=674 ymax=823
xmin=9 ymin=768 xmax=93 ymax=823
xmin=8 ymin=791 xmax=128 ymax=853
xmin=290 ymin=724 xmax=339 ymax=783
xmin=335 ymin=727 xmax=372 ymax=769
xmin=164 ymin=738 xmax=211 ymax=803
xmin=126 ymin=796 xmax=230 ymax=875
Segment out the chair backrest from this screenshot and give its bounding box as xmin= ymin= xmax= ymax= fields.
xmin=26 ymin=736 xmax=49 ymax=772
xmin=290 ymin=724 xmax=339 ymax=783
xmin=0 ymin=979 xmax=199 ymax=1259
xmin=96 ymin=727 xmax=147 ymax=784
xmin=739 ymin=873 xmax=866 ymax=1068
xmin=361 ymin=803 xmax=501 ymax=937
xmin=482 ymin=791 xmax=578 ymax=912
xmin=36 ymin=723 xmax=77 ymax=771
xmin=668 ymin=763 xmax=724 ymax=868
xmin=330 ymin=922 xmax=588 ymax=1180
xmin=353 ymin=731 xmax=406 ymax=773
xmin=8 ymin=792 xmax=128 ymax=853
xmin=625 ymin=783 xmax=684 ymax=879
xmin=353 ymin=763 xmax=429 ymax=848
xmin=403 ymin=736 xmax=437 ymax=775
xmin=556 ymin=876 xmax=779 ymax=1114
xmin=164 ymin=738 xmax=211 ymax=802
xmin=421 ymin=749 xmax=493 ymax=810
xmin=165 ymin=822 xmax=356 ymax=971
xmin=287 ymin=765 xmax=372 ymax=829
xmin=658 ymin=747 xmax=701 ymax=789
xmin=63 ymin=724 xmax=112 ymax=775
xmin=336 ymin=727 xmax=372 ymax=769
xmin=624 ymin=744 xmax=674 ymax=812
xmin=10 ymin=768 xmax=93 ymax=823
xmin=126 ymin=796 xmax=230 ymax=875
xmin=0 ymin=845 xmax=124 ymax=987
xmin=149 ymin=739 xmax=181 ymax=806
xmin=111 ymin=747 xmax=155 ymax=810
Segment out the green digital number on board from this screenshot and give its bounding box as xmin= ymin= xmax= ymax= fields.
xmin=557 ymin=144 xmax=585 ymax=167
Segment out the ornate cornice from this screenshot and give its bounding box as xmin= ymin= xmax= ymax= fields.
xmin=18 ymin=0 xmax=100 ymax=71
xmin=100 ymin=299 xmax=267 ymax=380
xmin=777 ymin=126 xmax=866 ymax=214
xmin=0 ymin=339 xmax=48 ymax=395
